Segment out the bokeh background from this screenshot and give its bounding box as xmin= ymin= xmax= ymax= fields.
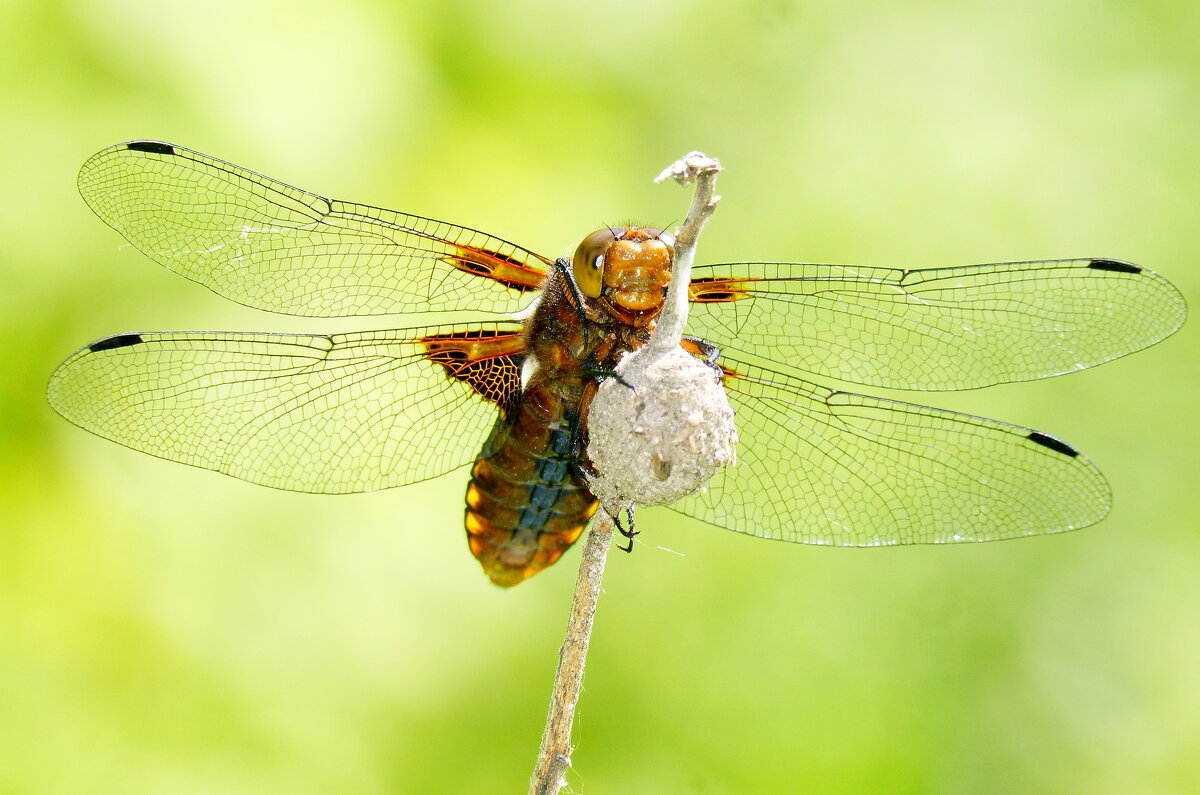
xmin=3 ymin=1 xmax=1198 ymax=792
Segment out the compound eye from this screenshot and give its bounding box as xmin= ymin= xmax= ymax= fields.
xmin=572 ymin=228 xmax=618 ymax=298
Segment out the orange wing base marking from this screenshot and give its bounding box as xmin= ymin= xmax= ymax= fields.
xmin=448 ymin=244 xmax=548 ymax=292
xmin=688 ymin=276 xmax=753 ymax=303
xmin=420 ymin=329 xmax=525 ymax=410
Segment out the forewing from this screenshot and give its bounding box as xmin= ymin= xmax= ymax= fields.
xmin=47 ymin=322 xmax=525 ymax=493
xmin=687 ymin=259 xmax=1186 ymax=390
xmin=78 ymin=141 xmax=551 ymax=317
xmin=669 ymin=356 xmax=1110 ymax=545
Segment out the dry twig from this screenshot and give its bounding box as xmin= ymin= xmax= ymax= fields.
xmin=528 ymin=511 xmax=615 ymax=795
xmin=527 ymin=152 xmax=724 ymax=795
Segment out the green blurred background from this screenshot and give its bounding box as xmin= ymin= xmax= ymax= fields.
xmin=3 ymin=1 xmax=1198 ymax=792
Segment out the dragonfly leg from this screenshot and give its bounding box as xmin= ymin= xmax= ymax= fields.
xmin=614 ymin=506 xmax=638 ymax=553
xmin=555 ymin=257 xmax=592 ymax=346
xmin=682 ymin=335 xmax=724 ymax=376
xmin=583 ymin=366 xmax=633 ymax=390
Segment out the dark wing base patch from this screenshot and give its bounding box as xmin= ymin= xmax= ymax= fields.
xmin=420 ymin=328 xmax=524 ymax=413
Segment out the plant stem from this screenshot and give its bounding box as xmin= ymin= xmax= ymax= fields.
xmin=528 ymin=152 xmax=721 ymax=794
xmin=649 ymin=152 xmax=722 ymax=351
xmin=528 ymin=512 xmax=615 ymax=795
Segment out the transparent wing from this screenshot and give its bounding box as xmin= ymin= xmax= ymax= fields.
xmin=669 ymin=356 xmax=1110 ymax=545
xmin=47 ymin=322 xmax=526 ymax=493
xmin=687 ymin=259 xmax=1186 ymax=390
xmin=78 ymin=141 xmax=551 ymax=317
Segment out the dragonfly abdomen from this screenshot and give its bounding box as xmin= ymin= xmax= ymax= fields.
xmin=464 ymin=384 xmax=598 ymax=587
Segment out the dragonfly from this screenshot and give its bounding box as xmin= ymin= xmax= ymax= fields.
xmin=48 ymin=141 xmax=1187 ymax=586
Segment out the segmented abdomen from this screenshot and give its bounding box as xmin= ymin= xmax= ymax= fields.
xmin=464 ymin=384 xmax=598 ymax=586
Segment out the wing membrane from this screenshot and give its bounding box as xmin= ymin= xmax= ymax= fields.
xmin=47 ymin=322 xmax=525 ymax=493
xmin=78 ymin=141 xmax=551 ymax=317
xmin=669 ymin=356 xmax=1111 ymax=545
xmin=687 ymin=259 xmax=1186 ymax=390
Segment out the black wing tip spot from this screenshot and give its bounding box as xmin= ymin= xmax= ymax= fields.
xmin=1089 ymin=258 xmax=1142 ymax=274
xmin=1027 ymin=431 xmax=1079 ymax=458
xmin=126 ymin=141 xmax=175 ymax=155
xmin=88 ymin=333 xmax=145 ymax=352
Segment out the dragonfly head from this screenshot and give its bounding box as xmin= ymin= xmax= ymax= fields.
xmin=572 ymin=226 xmax=675 ymax=323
